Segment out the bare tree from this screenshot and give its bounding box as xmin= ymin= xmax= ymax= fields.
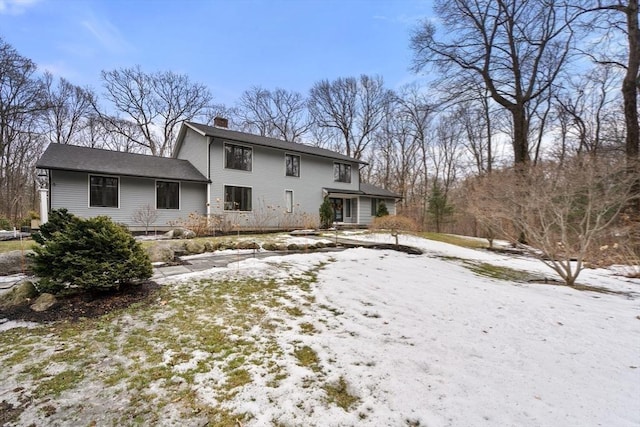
xmin=467 ymin=156 xmax=639 ymax=286
xmin=237 ymin=86 xmax=310 ymax=141
xmin=580 ymin=0 xmax=639 ymax=210
xmin=554 ymin=64 xmax=624 ymax=158
xmin=98 ymin=66 xmax=213 ymax=156
xmin=131 ymin=204 xmax=159 ymax=235
xmin=308 ymin=75 xmax=392 ymax=160
xmin=44 ymin=73 xmax=96 ymax=145
xmin=395 ymin=83 xmax=435 ymax=224
xmin=410 ymin=0 xmax=583 ymax=166
xmin=0 ymin=38 xmax=48 ymax=223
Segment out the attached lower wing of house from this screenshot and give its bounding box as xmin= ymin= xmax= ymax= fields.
xmin=35 ymin=121 xmax=400 ymax=231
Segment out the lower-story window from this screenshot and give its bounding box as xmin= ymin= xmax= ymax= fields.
xmin=156 ymin=181 xmax=180 ymax=209
xmin=89 ymin=175 xmax=118 ymax=208
xmin=224 ymin=185 xmax=252 ymax=211
xmin=285 ymin=190 xmax=293 ymax=213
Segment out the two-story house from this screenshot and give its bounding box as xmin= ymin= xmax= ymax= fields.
xmin=35 ymin=120 xmax=399 ymax=231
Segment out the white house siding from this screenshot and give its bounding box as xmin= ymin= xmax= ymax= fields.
xmin=207 ymin=137 xmax=360 ymax=228
xmin=175 ymin=127 xmax=208 ymax=177
xmin=358 ymin=196 xmax=397 ymax=225
xmin=49 ymin=170 xmax=206 ymax=229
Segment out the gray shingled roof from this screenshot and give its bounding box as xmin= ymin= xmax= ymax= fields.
xmin=184 ymin=122 xmax=367 ymax=165
xmin=360 ymin=183 xmax=401 ymax=198
xmin=324 ymin=183 xmax=401 ymax=198
xmin=36 ymin=144 xmax=209 ymax=183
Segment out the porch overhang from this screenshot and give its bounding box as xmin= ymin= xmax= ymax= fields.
xmin=322 ymin=188 xmax=364 ymax=198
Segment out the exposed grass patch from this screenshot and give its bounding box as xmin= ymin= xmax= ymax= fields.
xmin=299 ymin=322 xmax=317 ymax=334
xmin=285 ymin=306 xmax=304 ymax=317
xmin=0 ymin=239 xmax=37 ymax=253
xmin=0 ymin=260 xmax=328 ymax=425
xmin=324 ymin=376 xmax=359 ymax=411
xmin=420 ymin=232 xmax=488 ymax=249
xmin=462 ymin=261 xmax=539 ymax=282
xmin=294 ymin=345 xmax=321 ymax=373
xmin=33 ymin=369 xmax=85 ymax=398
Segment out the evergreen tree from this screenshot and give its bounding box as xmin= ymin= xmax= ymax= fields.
xmin=31 ymin=209 xmax=152 ymax=294
xmin=427 ymin=183 xmax=453 ymax=233
xmin=319 ymin=197 xmax=334 ymax=229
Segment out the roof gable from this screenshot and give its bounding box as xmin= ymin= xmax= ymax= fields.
xmin=181 ymin=122 xmax=367 ymax=165
xmin=37 ymin=144 xmax=209 ymax=183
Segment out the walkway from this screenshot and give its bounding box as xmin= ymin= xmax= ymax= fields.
xmin=152 ymin=236 xmax=422 ymax=280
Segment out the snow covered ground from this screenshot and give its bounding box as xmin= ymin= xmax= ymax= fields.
xmin=215 ymin=234 xmax=640 ymax=426
xmin=2 ymin=233 xmax=639 ymax=426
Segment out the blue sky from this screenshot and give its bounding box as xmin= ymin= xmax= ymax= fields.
xmin=0 ymin=0 xmax=434 ymax=106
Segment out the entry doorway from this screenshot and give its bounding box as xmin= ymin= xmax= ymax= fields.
xmin=330 ymin=198 xmax=343 ymax=222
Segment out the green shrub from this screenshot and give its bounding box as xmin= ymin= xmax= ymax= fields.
xmin=0 ymin=216 xmax=12 ymax=230
xmin=319 ymin=196 xmax=334 ymax=229
xmin=31 ymin=209 xmax=152 ymax=294
xmin=376 ymin=201 xmax=389 ymax=217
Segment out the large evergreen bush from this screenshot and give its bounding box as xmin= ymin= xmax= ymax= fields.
xmin=319 ymin=197 xmax=334 ymax=229
xmin=31 ymin=209 xmax=152 ymax=294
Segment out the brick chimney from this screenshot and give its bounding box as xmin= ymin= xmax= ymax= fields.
xmin=213 ymin=116 xmax=229 ymax=128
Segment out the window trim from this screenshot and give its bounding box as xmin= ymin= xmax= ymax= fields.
xmin=223 ymin=142 xmax=253 ymax=172
xmin=333 ymin=162 xmax=351 ymax=183
xmin=223 ymin=184 xmax=253 ymax=211
xmin=155 ymin=180 xmax=181 ymax=210
xmin=371 ymin=198 xmax=378 ymax=216
xmin=88 ymin=174 xmax=119 ymax=208
xmin=285 ymin=189 xmax=294 ymax=213
xmin=285 ymin=153 xmax=301 ymax=177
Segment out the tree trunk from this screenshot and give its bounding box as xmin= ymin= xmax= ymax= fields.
xmin=623 ymin=0 xmax=639 ymax=212
xmin=511 ymin=106 xmax=530 ymax=165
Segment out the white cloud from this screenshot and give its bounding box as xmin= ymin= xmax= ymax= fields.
xmin=81 ymin=16 xmax=133 ymax=54
xmin=0 ymin=0 xmax=40 ymax=15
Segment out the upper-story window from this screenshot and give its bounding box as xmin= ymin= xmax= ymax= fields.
xmin=334 ymin=162 xmax=351 ymax=183
xmin=89 ymin=175 xmax=118 ymax=208
xmin=285 ymin=154 xmax=300 ymax=177
xmin=224 ymin=143 xmax=252 ymax=171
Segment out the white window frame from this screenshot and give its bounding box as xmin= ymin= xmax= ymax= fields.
xmin=223 ymin=184 xmax=253 ymax=211
xmin=88 ymin=174 xmax=120 ymax=209
xmin=155 ymin=180 xmax=181 ymax=210
xmin=223 ymin=142 xmax=253 ymax=172
xmin=285 ymin=153 xmax=301 ymax=177
xmin=285 ymin=190 xmax=294 ymax=213
xmin=333 ymin=162 xmax=351 ymax=183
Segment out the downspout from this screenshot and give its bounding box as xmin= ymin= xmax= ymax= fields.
xmin=206 ymin=136 xmax=212 ymax=219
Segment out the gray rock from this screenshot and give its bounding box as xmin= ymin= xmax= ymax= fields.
xmin=164 ymin=228 xmax=196 ymax=239
xmin=0 ymin=250 xmax=35 ymax=276
xmin=0 ymin=280 xmax=37 ymax=308
xmin=30 ymin=293 xmax=57 ymax=312
xmin=146 ymin=244 xmax=175 ymax=263
xmin=184 ymin=240 xmax=205 ymax=254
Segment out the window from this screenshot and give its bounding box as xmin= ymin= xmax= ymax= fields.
xmin=224 ymin=185 xmax=252 ymax=211
xmin=156 ymin=181 xmax=179 ymax=209
xmin=371 ymin=198 xmax=378 ymax=216
xmin=285 ymin=190 xmax=293 ymax=213
xmin=334 ymin=163 xmax=351 ymax=183
xmin=224 ymin=143 xmax=252 ymax=171
xmin=89 ymin=175 xmax=118 ymax=208
xmin=285 ymin=154 xmax=300 ymax=177
xmin=345 ymin=199 xmax=351 ymax=218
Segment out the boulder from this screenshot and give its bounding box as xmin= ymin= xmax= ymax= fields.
xmin=30 ymin=293 xmax=57 ymax=312
xmin=0 ymin=250 xmax=35 ymax=276
xmin=146 ymin=244 xmax=175 ymax=263
xmin=184 ymin=240 xmax=205 ymax=255
xmin=164 ymin=228 xmax=196 ymax=239
xmin=0 ymin=280 xmax=37 ymax=308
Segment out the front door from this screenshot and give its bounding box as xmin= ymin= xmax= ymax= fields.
xmin=330 ymin=198 xmax=343 ymax=222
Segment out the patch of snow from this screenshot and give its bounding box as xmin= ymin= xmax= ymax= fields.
xmin=189 ymin=235 xmax=640 ymax=426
